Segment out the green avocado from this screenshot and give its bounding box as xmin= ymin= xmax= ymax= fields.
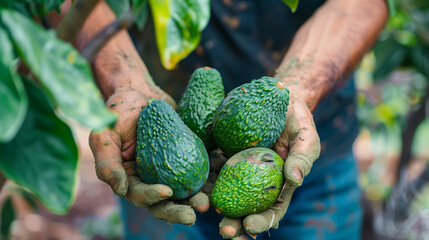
xmin=210 ymin=148 xmax=284 ymax=218
xmin=177 ymin=67 xmax=225 ymax=151
xmin=212 ymin=76 xmax=289 ymax=156
xmin=135 ymin=99 xmax=209 ymax=199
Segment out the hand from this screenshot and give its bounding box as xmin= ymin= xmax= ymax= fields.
xmin=218 ymin=92 xmax=321 ymax=238
xmin=89 ymin=87 xmax=210 ymax=225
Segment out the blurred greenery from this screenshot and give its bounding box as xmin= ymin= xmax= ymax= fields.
xmin=81 ymin=209 xmax=124 ymax=239
xmin=355 ymin=0 xmax=429 ymax=228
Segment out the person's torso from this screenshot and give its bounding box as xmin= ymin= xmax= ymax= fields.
xmin=132 ymin=0 xmax=358 ymax=165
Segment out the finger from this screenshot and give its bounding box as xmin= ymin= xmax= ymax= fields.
xmin=243 ymin=184 xmax=296 ymax=235
xmin=147 ymin=200 xmax=196 ymax=225
xmin=219 ymin=217 xmax=245 ymax=239
xmin=89 ymin=129 xmax=129 ymax=196
xmin=124 ymin=176 xmax=173 ymax=207
xmin=275 ymin=99 xmax=320 ymax=186
xmin=188 ymin=192 xmax=210 ymax=213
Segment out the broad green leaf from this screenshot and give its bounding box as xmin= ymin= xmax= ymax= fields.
xmin=133 ymin=0 xmax=149 ymax=30
xmin=0 ymin=0 xmax=65 ymax=17
xmin=106 ymin=0 xmax=130 ymax=17
xmin=0 ymin=78 xmax=78 ymax=214
xmin=282 ymin=0 xmax=299 ymax=13
xmin=0 ymin=27 xmax=28 ymax=143
xmin=0 ymin=9 xmax=117 ymax=131
xmin=0 ymin=197 xmax=15 ymax=239
xmin=149 ymin=0 xmax=210 ymax=69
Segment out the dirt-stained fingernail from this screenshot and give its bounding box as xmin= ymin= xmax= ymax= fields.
xmin=159 ymin=186 xmax=173 ymax=198
xmin=220 ymin=225 xmax=237 ymax=237
xmin=291 ymin=167 xmax=303 ymax=183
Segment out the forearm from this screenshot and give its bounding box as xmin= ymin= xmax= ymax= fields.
xmin=76 ymin=1 xmax=156 ymax=100
xmin=275 ymin=0 xmax=388 ymax=110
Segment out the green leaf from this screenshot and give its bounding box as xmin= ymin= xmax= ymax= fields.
xmin=132 ymin=0 xmax=149 ymax=30
xmin=106 ymin=0 xmax=130 ymax=17
xmin=0 ymin=9 xmax=117 ymax=131
xmin=0 ymin=27 xmax=28 ymax=143
xmin=282 ymin=0 xmax=299 ymax=13
xmin=0 ymin=0 xmax=65 ymax=17
xmin=0 ymin=197 xmax=15 ymax=239
xmin=0 ymin=78 xmax=79 ymax=214
xmin=148 ymin=0 xmax=210 ymax=69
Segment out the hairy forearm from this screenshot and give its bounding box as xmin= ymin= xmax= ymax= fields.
xmin=76 ymin=1 xmax=156 ymax=100
xmin=275 ymin=0 xmax=388 ymax=110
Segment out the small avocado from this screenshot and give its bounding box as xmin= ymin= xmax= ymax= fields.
xmin=135 ymin=99 xmax=210 ymax=199
xmin=212 ymin=77 xmax=289 ymax=156
xmin=210 ymin=148 xmax=284 ymax=218
xmin=177 ymin=67 xmax=225 ymax=151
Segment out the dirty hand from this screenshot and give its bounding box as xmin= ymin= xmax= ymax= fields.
xmin=218 ymin=92 xmax=321 ymax=238
xmin=89 ymin=88 xmax=210 ymax=225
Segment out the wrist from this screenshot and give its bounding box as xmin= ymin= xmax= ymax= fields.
xmin=274 ymin=59 xmax=336 ymax=111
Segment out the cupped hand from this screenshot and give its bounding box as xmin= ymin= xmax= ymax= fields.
xmin=218 ymin=92 xmax=321 ymax=238
xmin=89 ymin=87 xmax=210 ymax=225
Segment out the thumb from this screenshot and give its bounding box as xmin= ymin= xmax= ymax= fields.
xmin=281 ymin=100 xmax=321 ymax=186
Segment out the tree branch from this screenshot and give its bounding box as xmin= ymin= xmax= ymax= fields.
xmin=56 ymin=0 xmax=101 ymax=43
xmin=80 ymin=10 xmax=135 ymax=61
xmin=396 ymin=90 xmax=429 ymax=178
xmin=384 ymin=87 xmax=429 ymax=223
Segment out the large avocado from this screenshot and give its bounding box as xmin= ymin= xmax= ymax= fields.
xmin=135 ymin=99 xmax=210 ymax=199
xmin=212 ymin=77 xmax=289 ymax=156
xmin=177 ymin=67 xmax=225 ymax=151
xmin=210 ymin=148 xmax=284 ymax=218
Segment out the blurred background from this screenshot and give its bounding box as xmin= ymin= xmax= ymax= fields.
xmin=1 ymin=0 xmax=429 ymax=239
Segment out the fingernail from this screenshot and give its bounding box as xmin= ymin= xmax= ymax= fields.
xmin=159 ymin=186 xmax=173 ymax=198
xmin=220 ymin=225 xmax=237 ymax=237
xmin=291 ymin=168 xmax=303 ymax=183
xmin=196 ymin=202 xmax=210 ymax=213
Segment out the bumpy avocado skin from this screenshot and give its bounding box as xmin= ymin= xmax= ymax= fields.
xmin=136 ymin=99 xmax=210 ymax=200
xmin=177 ymin=67 xmax=224 ymax=151
xmin=210 ymin=148 xmax=284 ymax=218
xmin=212 ymin=77 xmax=289 ymax=157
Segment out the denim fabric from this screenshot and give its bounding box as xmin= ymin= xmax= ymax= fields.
xmin=120 ymin=151 xmax=362 ymax=240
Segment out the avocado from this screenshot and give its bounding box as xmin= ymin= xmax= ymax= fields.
xmin=177 ymin=67 xmax=224 ymax=151
xmin=210 ymin=148 xmax=284 ymax=218
xmin=135 ymin=99 xmax=210 ymax=199
xmin=212 ymin=77 xmax=289 ymax=156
